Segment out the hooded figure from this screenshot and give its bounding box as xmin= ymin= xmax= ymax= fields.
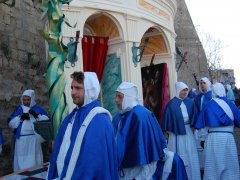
xmin=195 ymin=77 xmax=212 ymax=116
xmin=113 ymin=81 xmax=167 ymax=179
xmin=194 ymin=77 xmax=212 ymax=168
xmin=162 ymin=82 xmax=201 ymax=180
xmin=226 ymin=84 xmax=235 ymax=103
xmin=8 ymin=89 xmax=49 ymax=172
xmin=47 ymin=71 xmax=118 ymax=180
xmin=195 ymin=82 xmax=240 ymax=180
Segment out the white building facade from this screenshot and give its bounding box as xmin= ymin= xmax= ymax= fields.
xmin=61 ymin=0 xmax=178 ymax=113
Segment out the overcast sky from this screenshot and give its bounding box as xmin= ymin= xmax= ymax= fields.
xmin=185 ymin=0 xmax=240 ymax=87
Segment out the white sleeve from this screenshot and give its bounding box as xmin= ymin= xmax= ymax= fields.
xmin=198 ymin=127 xmax=208 ymax=141
xmin=9 ymin=116 xmax=21 ymax=129
xmin=121 ymin=161 xmax=157 ymax=180
xmin=37 ymin=114 xmax=49 ymax=121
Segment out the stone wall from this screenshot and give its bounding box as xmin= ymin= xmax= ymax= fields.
xmin=0 ymin=0 xmax=49 ymax=176
xmin=174 ymin=0 xmax=209 ymax=89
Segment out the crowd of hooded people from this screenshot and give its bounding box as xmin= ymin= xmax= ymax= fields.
xmin=1 ymin=71 xmax=240 ymax=180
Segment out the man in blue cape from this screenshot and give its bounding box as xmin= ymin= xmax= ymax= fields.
xmin=113 ymin=81 xmax=167 ymax=179
xmin=47 ymin=71 xmax=118 ymax=180
xmin=195 ymin=82 xmax=240 ymax=180
xmin=8 ymin=89 xmax=49 ymax=171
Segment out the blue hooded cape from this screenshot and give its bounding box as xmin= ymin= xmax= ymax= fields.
xmin=8 ymin=105 xmax=49 ymax=139
xmin=162 ymin=97 xmax=196 ymax=135
xmin=194 ymin=91 xmax=212 ymax=116
xmin=112 ymin=105 xmax=167 ymax=169
xmin=47 ymin=100 xmax=118 ymax=180
xmin=153 ymin=153 xmax=188 ymax=180
xmin=195 ymin=97 xmax=240 ymax=129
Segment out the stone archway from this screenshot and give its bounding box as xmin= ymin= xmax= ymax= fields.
xmin=140 ymin=27 xmax=170 ymax=124
xmin=83 ymin=13 xmax=123 ymax=116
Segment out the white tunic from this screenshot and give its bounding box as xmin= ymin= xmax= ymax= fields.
xmin=167 ymin=102 xmax=201 ymax=180
xmin=204 ymin=126 xmax=240 ymax=180
xmin=9 ymin=106 xmax=49 ymax=172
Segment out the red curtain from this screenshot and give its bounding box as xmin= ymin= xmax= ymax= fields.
xmin=82 ymin=35 xmax=109 ymax=82
xmin=159 ymin=63 xmax=170 ymax=125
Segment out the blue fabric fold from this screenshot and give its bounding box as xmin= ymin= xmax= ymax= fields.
xmin=162 ymin=97 xmax=196 ymax=135
xmin=153 ymin=153 xmax=188 ymax=180
xmin=113 ymin=105 xmax=167 ymax=169
xmin=194 ymin=91 xmax=212 ymax=116
xmin=8 ymin=105 xmax=49 ymax=139
xmin=47 ymin=100 xmax=119 ymax=180
xmin=195 ymin=97 xmax=240 ymax=129
xmin=0 ymin=129 xmax=3 ymax=145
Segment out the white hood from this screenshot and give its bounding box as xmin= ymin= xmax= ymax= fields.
xmin=21 ymin=89 xmax=36 ymax=107
xmin=83 ymin=72 xmax=100 ymax=107
xmin=116 ymin=82 xmax=138 ymax=114
xmin=175 ymin=82 xmax=188 ymax=99
xmin=212 ymin=83 xmax=226 ymax=98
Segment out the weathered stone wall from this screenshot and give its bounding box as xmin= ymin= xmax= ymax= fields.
xmin=174 ymin=0 xmax=209 ymax=89
xmin=0 ymin=0 xmax=49 ymax=176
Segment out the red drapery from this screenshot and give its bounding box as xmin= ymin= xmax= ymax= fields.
xmin=82 ymin=35 xmax=109 ymax=82
xmin=159 ymin=63 xmax=170 ymax=125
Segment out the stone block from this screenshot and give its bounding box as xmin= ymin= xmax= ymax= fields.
xmin=17 ymin=40 xmax=27 ymax=51
xmin=3 ymin=14 xmax=11 ymax=25
xmin=0 ymin=22 xmax=5 ymax=31
xmin=9 ymin=37 xmax=17 ymax=49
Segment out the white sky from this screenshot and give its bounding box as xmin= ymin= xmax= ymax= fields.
xmin=185 ymin=0 xmax=240 ymax=87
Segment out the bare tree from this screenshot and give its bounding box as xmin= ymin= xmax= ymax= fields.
xmin=197 ymin=29 xmax=223 ymax=83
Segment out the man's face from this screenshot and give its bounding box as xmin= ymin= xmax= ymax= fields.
xmin=116 ymin=91 xmax=124 ymax=110
xmin=23 ymin=95 xmax=31 ymax=107
xmin=71 ymin=79 xmax=84 ymax=106
xmin=200 ymin=80 xmax=207 ymax=92
xmin=179 ymin=88 xmax=188 ymax=99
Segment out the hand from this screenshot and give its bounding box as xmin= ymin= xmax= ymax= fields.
xmin=20 ymin=113 xmax=30 ymax=120
xmin=29 ymin=109 xmax=38 ymax=118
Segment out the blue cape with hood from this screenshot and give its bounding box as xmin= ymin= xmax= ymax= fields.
xmin=8 ymin=105 xmax=49 ymax=139
xmin=195 ymin=97 xmax=240 ymax=129
xmin=113 ymin=105 xmax=167 ymax=170
xmin=47 ymin=100 xmax=119 ymax=180
xmin=162 ymin=97 xmax=196 ymax=135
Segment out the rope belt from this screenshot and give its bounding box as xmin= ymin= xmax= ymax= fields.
xmin=20 ymin=133 xmax=34 ymax=136
xmin=208 ymin=126 xmax=234 ymax=134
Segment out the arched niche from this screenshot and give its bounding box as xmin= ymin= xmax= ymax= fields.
xmin=140 ymin=27 xmax=171 ymax=125
xmin=83 ymin=12 xmax=123 ymax=116
xmin=140 ymin=27 xmax=168 ymax=56
xmin=83 ymin=13 xmax=121 ymax=39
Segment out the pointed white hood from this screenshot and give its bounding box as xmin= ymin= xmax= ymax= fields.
xmin=83 ymin=72 xmax=100 ymax=107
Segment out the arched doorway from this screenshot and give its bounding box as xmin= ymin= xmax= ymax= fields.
xmin=83 ymin=13 xmax=123 ymax=116
xmin=140 ymin=27 xmax=170 ymax=125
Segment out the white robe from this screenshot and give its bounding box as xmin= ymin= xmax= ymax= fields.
xmin=9 ymin=106 xmax=49 ymax=172
xmin=167 ymin=102 xmax=201 ymax=180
